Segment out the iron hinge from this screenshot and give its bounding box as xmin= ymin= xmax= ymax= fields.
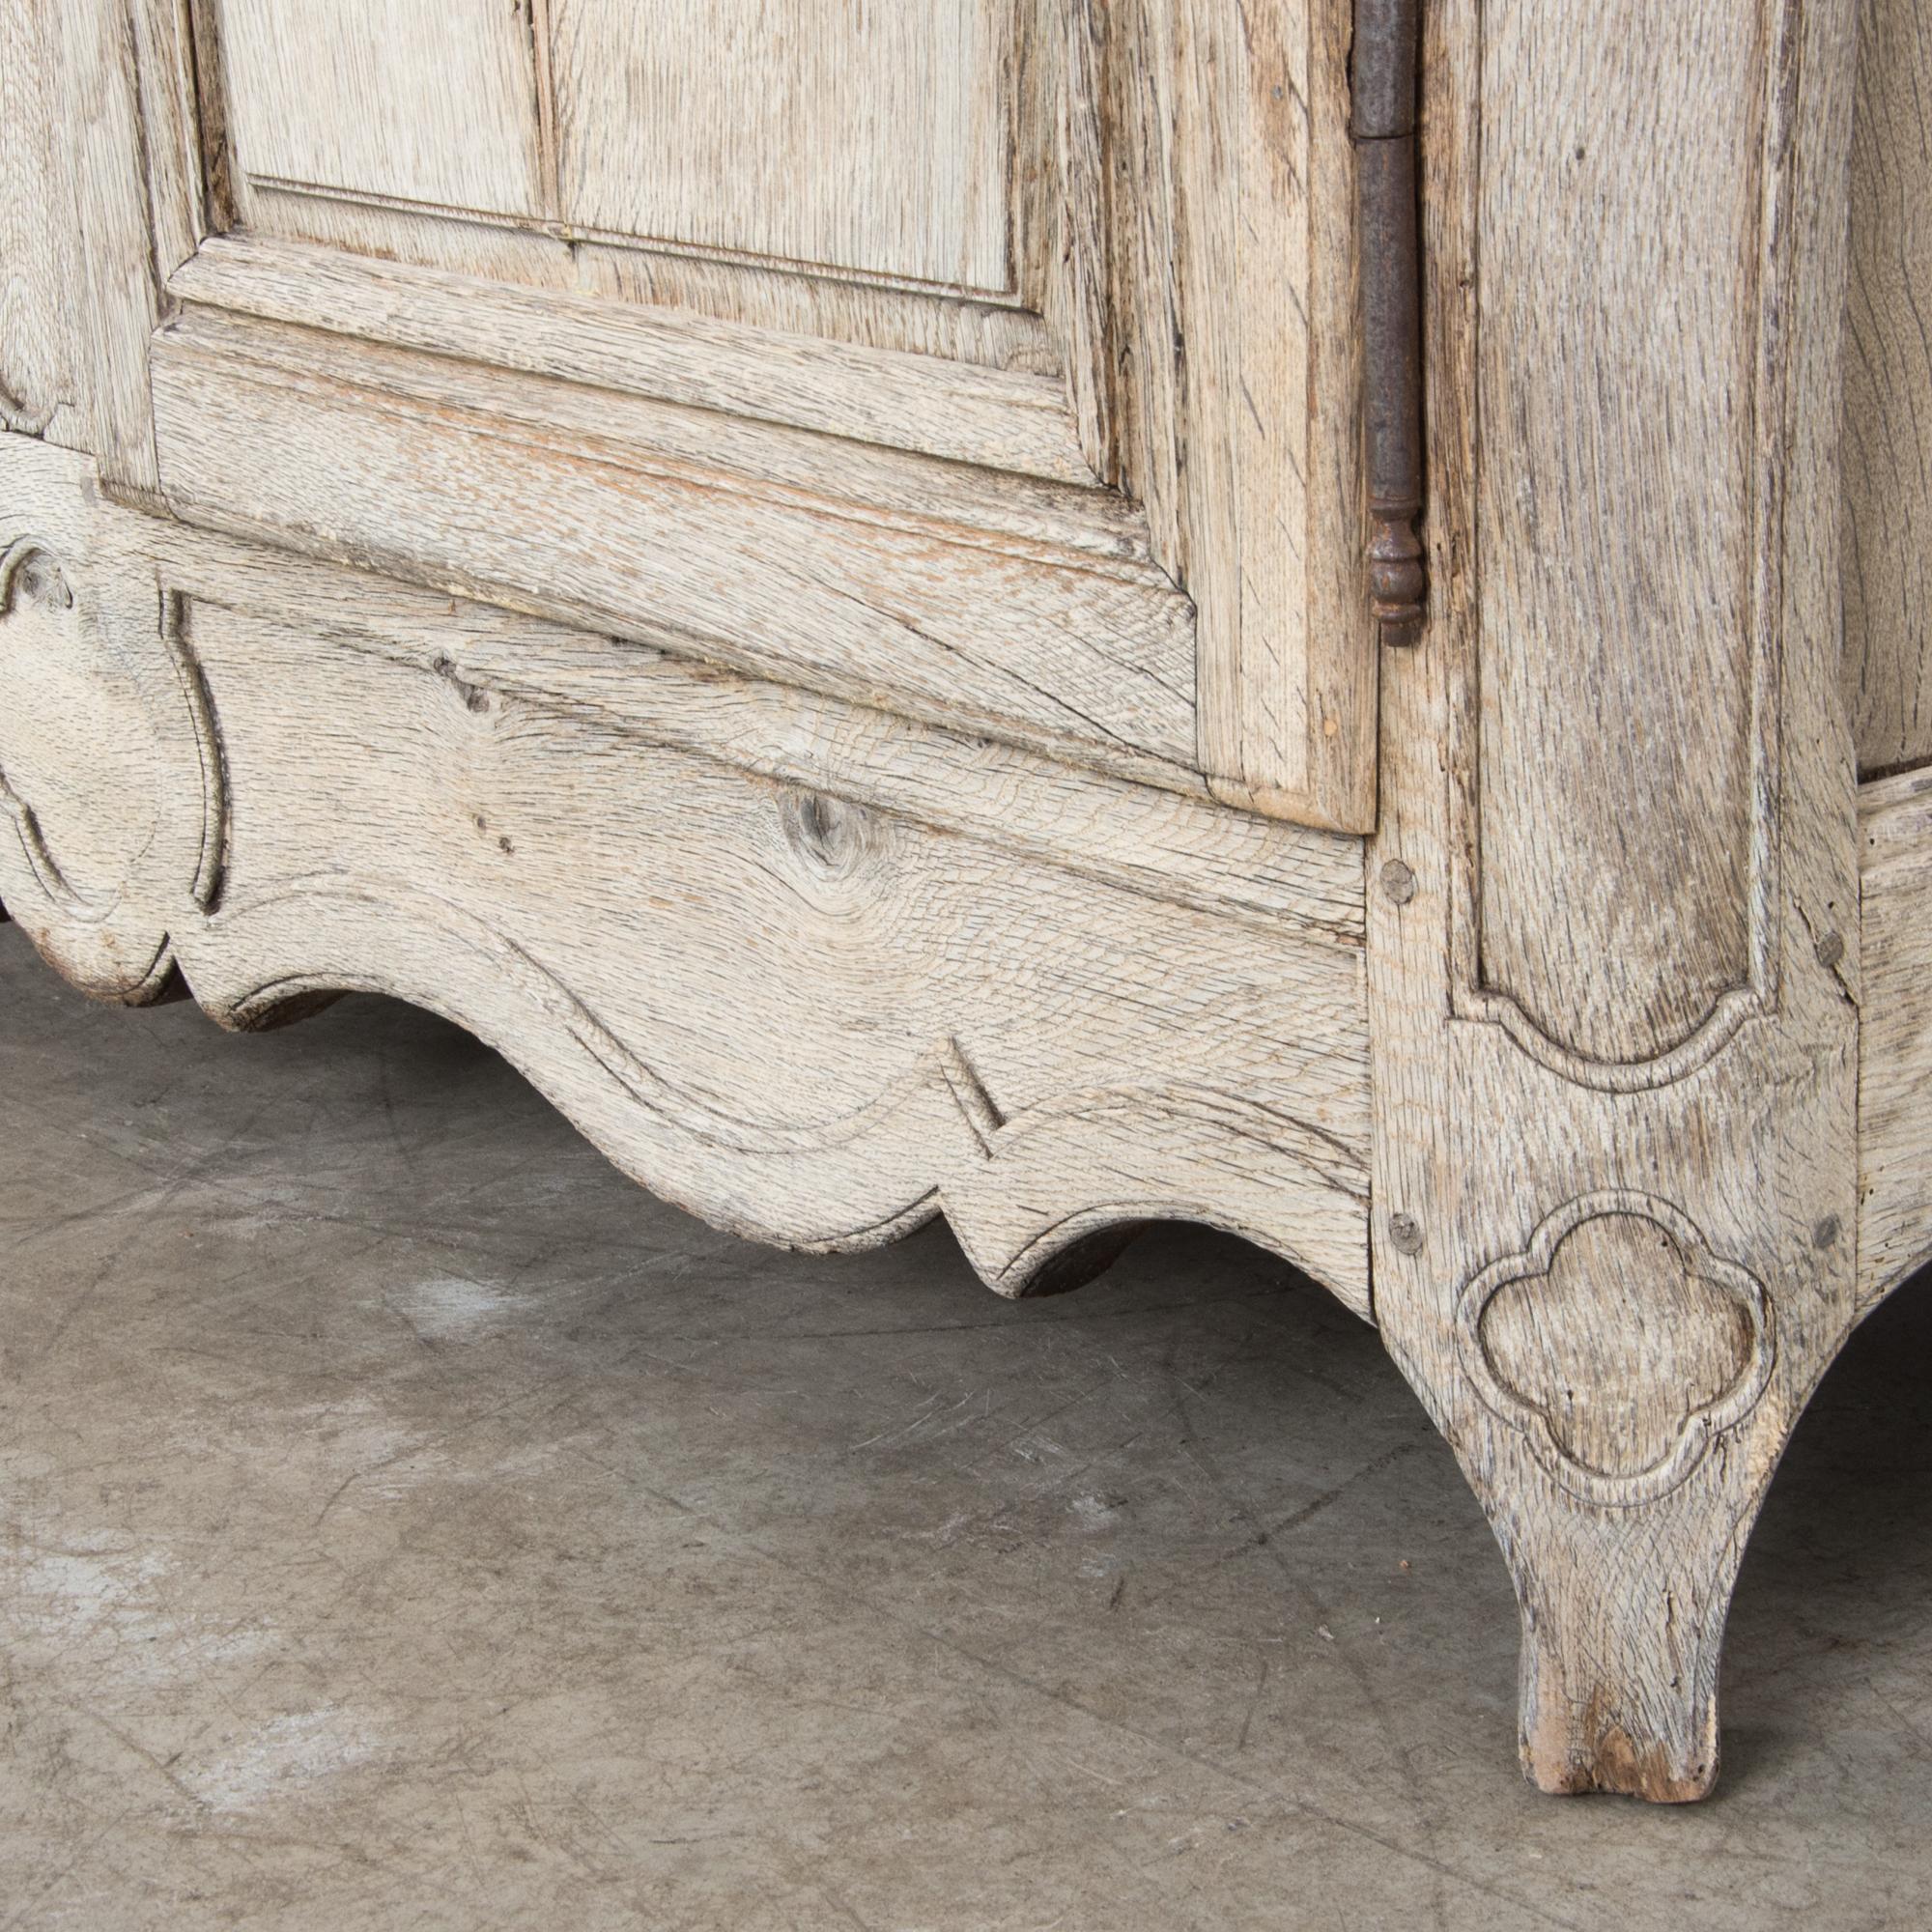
xmin=1352 ymin=0 xmax=1427 ymax=646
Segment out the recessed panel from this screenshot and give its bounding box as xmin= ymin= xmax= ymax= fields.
xmin=219 ymin=0 xmax=547 ymax=217
xmin=550 ymin=0 xmax=1014 ymax=289
xmin=1467 ymin=0 xmax=1771 ymax=1067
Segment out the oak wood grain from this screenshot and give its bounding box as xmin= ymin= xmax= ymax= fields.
xmin=1095 ymin=1 xmax=1375 ymax=832
xmin=1369 ymin=0 xmax=1861 ymax=1801
xmin=218 ymin=0 xmax=548 ymax=220
xmin=0 ymin=1 xmax=71 ymax=440
xmin=1469 ymin=0 xmax=1762 ymax=1066
xmin=551 ymin=0 xmax=1013 ymax=292
xmin=150 ymin=306 xmax=1202 ymax=788
xmin=179 ymin=0 xmax=1380 ymax=831
xmin=172 ymin=237 xmax=1098 ymax=486
xmin=7 ymin=0 xmax=1904 ymax=1805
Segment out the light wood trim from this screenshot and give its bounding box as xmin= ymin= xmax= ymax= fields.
xmin=1097 ymin=0 xmax=1375 ymax=834
xmin=1369 ymin=0 xmax=1860 ymax=1800
xmin=1452 ymin=0 xmax=1785 ymax=1073
xmin=27 ymin=0 xmax=1392 ymax=836
xmin=170 ymin=236 xmax=1100 ymax=487
xmin=0 ymin=1 xmax=74 ymax=440
xmin=9 ymin=0 xmax=203 ymax=496
xmin=150 ymin=304 xmax=1207 ymax=792
xmin=238 ymin=185 xmax=1065 ymax=375
xmin=216 ymin=0 xmax=552 ymax=221
xmin=171 ymin=527 xmax=1370 ymax=945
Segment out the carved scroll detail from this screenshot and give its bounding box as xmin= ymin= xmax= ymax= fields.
xmin=0 ymin=384 xmax=57 ymax=440
xmin=0 ymin=538 xmax=88 ymax=911
xmin=1455 ymin=1192 xmax=1776 ymax=1510
xmin=0 ymin=538 xmax=226 ymax=998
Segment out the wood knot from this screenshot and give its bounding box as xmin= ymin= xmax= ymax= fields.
xmin=779 ymin=788 xmax=872 ymax=876
xmin=428 ymin=653 xmax=492 ymax=714
xmin=4 ymin=546 xmax=73 ymax=613
xmin=1380 ymin=860 xmax=1417 ymax=905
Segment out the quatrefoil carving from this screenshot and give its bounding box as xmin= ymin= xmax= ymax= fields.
xmin=1456 ymin=1192 xmax=1776 ymax=1509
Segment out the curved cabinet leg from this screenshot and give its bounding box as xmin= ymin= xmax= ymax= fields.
xmin=1370 ymin=0 xmax=1861 ymax=1799
xmin=1382 ymin=1196 xmax=1844 ymax=1800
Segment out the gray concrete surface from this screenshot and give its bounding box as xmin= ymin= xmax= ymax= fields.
xmin=1 ymin=923 xmax=1928 ymax=1932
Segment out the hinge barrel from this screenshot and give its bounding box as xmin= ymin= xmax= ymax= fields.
xmin=1354 ymin=0 xmax=1426 ymax=644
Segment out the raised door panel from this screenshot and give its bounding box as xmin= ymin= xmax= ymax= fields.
xmin=22 ymin=0 xmax=1379 ymax=831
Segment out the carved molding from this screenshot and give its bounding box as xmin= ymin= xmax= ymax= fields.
xmin=0 ymin=536 xmax=225 ymax=998
xmin=176 ymin=878 xmax=1369 ymax=1299
xmin=1455 ymin=1191 xmax=1776 ymax=1509
xmin=0 ymin=429 xmax=1377 ymax=1315
xmin=0 ymin=537 xmax=88 ymax=912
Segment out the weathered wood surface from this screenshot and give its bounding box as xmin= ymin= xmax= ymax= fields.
xmin=552 ymin=0 xmax=1012 ymax=290
xmin=170 ymin=238 xmax=1098 ymax=488
xmin=3 ymin=0 xmax=1911 ymax=1805
xmin=149 ymin=303 xmax=1205 ymax=791
xmin=0 ymin=431 xmax=1372 ymax=1311
xmin=240 ymin=179 xmax=1065 ymax=377
xmin=0 ymin=2 xmax=72 ymax=441
xmin=163 ymin=0 xmax=1381 ymax=831
xmin=1843 ymin=0 xmax=1932 ymax=778
xmin=1368 ymin=0 xmax=1862 ymax=1800
xmin=220 ymin=0 xmax=551 ymax=219
xmin=1469 ymin=0 xmax=1769 ymax=1068
xmin=0 ymin=0 xmax=200 ymax=495
xmin=1089 ymin=1 xmax=1373 ymax=829
xmin=1857 ymin=768 xmax=1932 ymax=1303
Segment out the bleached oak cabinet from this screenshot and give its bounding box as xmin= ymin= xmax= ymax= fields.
xmin=4 ymin=0 xmax=1929 ymax=1801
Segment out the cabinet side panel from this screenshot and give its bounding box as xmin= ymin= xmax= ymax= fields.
xmin=1843 ymin=0 xmax=1932 ymax=778
xmin=1371 ymin=0 xmax=1861 ymax=1799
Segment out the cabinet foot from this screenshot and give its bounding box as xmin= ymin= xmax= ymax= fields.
xmin=1504 ymin=1483 xmax=1747 ymax=1801
xmin=1383 ymin=1195 xmax=1826 ymax=1801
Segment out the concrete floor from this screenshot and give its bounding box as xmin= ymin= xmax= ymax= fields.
xmin=1 ymin=925 xmax=1929 ymax=1932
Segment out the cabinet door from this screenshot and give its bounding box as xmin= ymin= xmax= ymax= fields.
xmin=11 ymin=0 xmax=1377 ymax=830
